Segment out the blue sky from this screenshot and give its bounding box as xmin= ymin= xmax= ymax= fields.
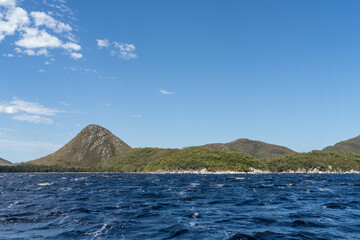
xmin=1 ymin=0 xmax=360 ymax=162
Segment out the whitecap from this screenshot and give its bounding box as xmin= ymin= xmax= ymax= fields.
xmin=37 ymin=183 xmax=52 ymax=186
xmin=192 ymin=212 xmax=200 ymax=218
xmin=7 ymin=200 xmax=19 ymax=208
xmin=74 ymin=177 xmax=87 ymax=181
xmin=89 ymin=223 xmax=109 ymax=239
xmin=189 ymin=183 xmax=200 ymax=187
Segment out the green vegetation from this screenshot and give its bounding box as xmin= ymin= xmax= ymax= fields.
xmin=143 ymin=147 xmax=259 ymax=172
xmin=99 ymin=148 xmax=180 ymax=172
xmin=3 ymin=125 xmax=360 ymax=173
xmin=3 ymin=149 xmax=360 ymax=173
xmin=262 ymin=151 xmax=360 ymax=172
xmin=0 ymin=164 xmax=91 ymax=173
xmin=202 ymin=138 xmax=295 ymax=158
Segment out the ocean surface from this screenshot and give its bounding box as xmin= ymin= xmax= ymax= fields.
xmin=1 ymin=173 xmax=360 ymax=239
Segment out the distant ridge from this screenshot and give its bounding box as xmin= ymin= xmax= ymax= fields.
xmin=0 ymin=157 xmax=12 ymax=166
xmin=202 ymin=138 xmax=295 ymax=159
xmin=323 ymin=135 xmax=360 ymax=154
xmin=28 ymin=124 xmax=132 ymax=168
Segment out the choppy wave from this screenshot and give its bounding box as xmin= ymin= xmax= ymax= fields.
xmin=1 ymin=173 xmax=360 ymax=239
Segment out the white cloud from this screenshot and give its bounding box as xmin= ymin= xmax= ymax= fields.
xmin=0 ymin=0 xmax=16 ymax=8
xmin=2 ymin=53 xmax=13 ymax=57
xmin=96 ymin=39 xmax=109 ymax=48
xmin=69 ymin=52 xmax=82 ymax=59
xmin=132 ymin=114 xmax=142 ymax=118
xmin=0 ymin=98 xmax=61 ymax=124
xmin=0 ymin=98 xmax=59 ymax=115
xmin=12 ymin=114 xmax=53 ymax=124
xmin=19 ymin=48 xmax=49 ymax=56
xmin=159 ymin=89 xmax=175 ymax=95
xmin=30 ymin=11 xmax=72 ymax=33
xmin=15 ymin=27 xmax=62 ymax=48
xmin=97 ymin=39 xmax=138 ymax=59
xmin=115 ymin=42 xmax=135 ymax=52
xmin=62 ymin=41 xmax=81 ymax=51
xmin=0 ymin=6 xmax=29 ymax=40
xmin=0 ymin=1 xmax=82 ymax=59
xmin=105 ymin=103 xmax=111 ymax=107
xmin=38 ymin=69 xmax=45 ymax=72
xmin=114 ymin=42 xmax=137 ymax=59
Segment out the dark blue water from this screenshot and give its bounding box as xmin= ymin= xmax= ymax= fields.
xmin=1 ymin=174 xmax=360 ymax=239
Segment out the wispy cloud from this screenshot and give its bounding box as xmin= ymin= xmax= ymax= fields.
xmin=132 ymin=114 xmax=142 ymax=118
xmin=2 ymin=53 xmax=13 ymax=57
xmin=159 ymin=89 xmax=175 ymax=95
xmin=114 ymin=42 xmax=137 ymax=59
xmin=0 ymin=138 xmax=61 ymax=152
xmin=96 ymin=39 xmax=138 ymax=59
xmin=0 ymin=0 xmax=82 ymax=59
xmin=0 ymin=128 xmax=13 ymax=132
xmin=59 ymin=101 xmax=70 ymax=106
xmin=65 ymin=65 xmax=98 ymax=74
xmin=17 ymin=48 xmax=49 ymax=56
xmin=12 ymin=114 xmax=53 ymax=124
xmin=0 ymin=98 xmax=60 ymax=124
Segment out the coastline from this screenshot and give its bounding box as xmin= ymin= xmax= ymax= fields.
xmin=137 ymin=168 xmax=360 ymax=175
xmin=2 ymin=168 xmax=360 ymax=174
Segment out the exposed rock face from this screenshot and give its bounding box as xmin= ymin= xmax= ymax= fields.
xmin=202 ymin=138 xmax=295 ymax=159
xmin=0 ymin=158 xmax=12 ymax=166
xmin=29 ymin=124 xmax=132 ymax=168
xmin=323 ymin=135 xmax=360 ymax=154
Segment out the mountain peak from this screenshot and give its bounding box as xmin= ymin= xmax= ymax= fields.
xmin=81 ymin=124 xmax=107 ymax=131
xmin=202 ymin=138 xmax=295 ymax=158
xmin=30 ymin=125 xmax=132 ymax=168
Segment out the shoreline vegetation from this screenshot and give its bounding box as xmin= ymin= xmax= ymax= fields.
xmin=2 ymin=149 xmax=360 ymax=174
xmin=3 ymin=125 xmax=360 ymax=174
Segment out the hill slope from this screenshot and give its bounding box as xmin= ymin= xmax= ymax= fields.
xmin=202 ymin=138 xmax=295 ymax=158
xmin=28 ymin=124 xmax=132 ymax=168
xmin=0 ymin=157 xmax=12 ymax=166
xmin=99 ymin=148 xmax=180 ymax=172
xmin=323 ymin=135 xmax=360 ymax=154
xmin=262 ymin=151 xmax=360 ymax=172
xmin=144 ymin=147 xmax=259 ymax=172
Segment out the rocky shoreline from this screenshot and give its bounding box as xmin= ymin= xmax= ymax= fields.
xmin=136 ymin=168 xmax=360 ymax=175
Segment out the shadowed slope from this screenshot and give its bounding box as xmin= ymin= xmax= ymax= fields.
xmin=202 ymin=138 xmax=295 ymax=159
xmin=0 ymin=157 xmax=12 ymax=166
xmin=323 ymin=135 xmax=360 ymax=154
xmin=28 ymin=124 xmax=132 ymax=168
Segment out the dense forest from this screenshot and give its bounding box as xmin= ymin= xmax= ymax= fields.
xmin=3 ymin=148 xmax=360 ymax=173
